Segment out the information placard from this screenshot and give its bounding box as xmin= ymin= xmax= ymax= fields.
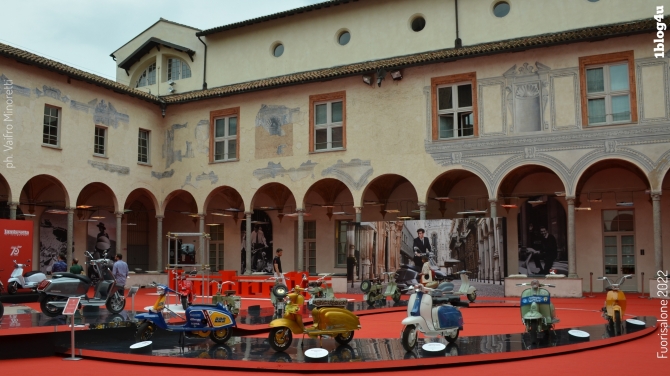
xmin=63 ymin=297 xmax=81 ymax=316
xmin=127 ymin=286 xmax=139 ymax=298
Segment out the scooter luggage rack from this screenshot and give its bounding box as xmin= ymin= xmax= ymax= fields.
xmin=166 ymin=264 xmax=212 ymax=305
xmin=166 ymin=232 xmax=211 ymax=304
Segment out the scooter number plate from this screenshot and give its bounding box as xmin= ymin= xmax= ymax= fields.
xmin=363 ymin=294 xmax=368 ymax=300
xmin=234 ymin=301 xmax=240 ymax=309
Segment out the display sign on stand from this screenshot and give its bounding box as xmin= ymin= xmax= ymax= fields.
xmin=63 ymin=297 xmax=82 ymax=361
xmin=128 ymin=286 xmax=140 ymax=316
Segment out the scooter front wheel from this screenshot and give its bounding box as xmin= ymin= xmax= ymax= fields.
xmin=135 ymin=322 xmax=155 ymax=341
xmin=106 ymin=292 xmax=126 ymax=314
xmin=269 ymin=327 xmax=293 ymax=352
xmin=401 ymin=325 xmax=418 ymax=352
xmin=467 ymin=291 xmax=477 ymax=303
xmin=335 ymin=330 xmax=355 ymax=345
xmin=614 ymin=310 xmax=622 ymax=335
xmin=181 ymin=295 xmax=189 ymax=310
xmin=210 ymin=326 xmax=233 ymax=344
xmin=366 ymin=292 xmax=377 ymax=306
xmin=7 ymin=281 xmax=18 ymax=295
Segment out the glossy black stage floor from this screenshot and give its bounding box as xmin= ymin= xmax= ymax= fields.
xmin=53 ymin=316 xmax=656 ymax=371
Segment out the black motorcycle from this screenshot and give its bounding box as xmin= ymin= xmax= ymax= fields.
xmin=37 ymin=251 xmax=125 ymax=317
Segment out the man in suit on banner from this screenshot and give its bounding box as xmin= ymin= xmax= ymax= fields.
xmin=413 ymin=228 xmax=431 ymax=270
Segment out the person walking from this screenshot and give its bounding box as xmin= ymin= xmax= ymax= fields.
xmin=112 ymin=253 xmax=129 ymax=296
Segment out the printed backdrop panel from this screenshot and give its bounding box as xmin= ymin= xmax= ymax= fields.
xmin=0 ymin=219 xmax=33 ymax=284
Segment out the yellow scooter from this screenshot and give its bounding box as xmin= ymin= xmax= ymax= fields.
xmin=268 ymin=286 xmax=361 ymax=352
xmin=598 ymin=274 xmax=632 ymax=334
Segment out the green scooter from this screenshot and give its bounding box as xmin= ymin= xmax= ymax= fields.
xmin=361 ymin=271 xmax=401 ymax=305
xmin=517 ymin=279 xmax=559 ymax=346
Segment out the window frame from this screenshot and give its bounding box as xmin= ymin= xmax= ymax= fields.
xmin=309 ymin=91 xmax=346 ymax=153
xmin=209 ymin=107 xmax=240 ymax=163
xmin=42 ymin=104 xmax=61 ymax=148
xmin=136 ymin=62 xmax=156 ymax=88
xmin=167 ymin=58 xmax=192 ymax=81
xmin=431 ymin=72 xmax=478 ymax=141
xmin=435 ymin=82 xmax=476 ymax=139
xmin=579 ymin=51 xmax=637 ymax=127
xmin=138 ymin=128 xmax=150 ymax=165
xmin=93 ymin=125 xmax=107 ymax=157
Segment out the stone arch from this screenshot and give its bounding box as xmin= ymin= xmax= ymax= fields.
xmin=572 ymin=158 xmax=651 ymax=206
xmin=20 ymin=174 xmax=72 ymax=210
xmin=360 ymin=174 xmax=419 ymax=220
xmin=122 ymin=188 xmax=159 ymax=215
xmin=426 ymin=169 xmax=490 ymax=218
xmin=303 ymin=178 xmax=355 ymax=220
xmin=75 ymin=182 xmax=119 ymax=213
xmin=571 ymin=155 xmax=652 ymax=196
xmin=161 ymin=189 xmax=199 ymax=215
xmin=0 ymin=172 xmax=11 ymax=203
xmin=203 ymin=186 xmax=245 ymax=214
xmin=494 ymin=161 xmax=569 ymax=197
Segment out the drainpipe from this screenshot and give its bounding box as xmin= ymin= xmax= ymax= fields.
xmin=197 ymin=36 xmax=208 ymax=90
xmin=454 ymin=0 xmax=462 ymax=48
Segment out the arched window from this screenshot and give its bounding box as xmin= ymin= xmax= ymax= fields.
xmin=167 ymin=58 xmax=191 ymax=81
xmin=136 ymin=63 xmax=156 ymax=87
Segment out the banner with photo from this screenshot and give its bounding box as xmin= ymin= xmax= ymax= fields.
xmin=351 ymin=218 xmax=506 ymax=280
xmin=86 ymin=212 xmax=117 ymax=259
xmin=240 ymin=210 xmax=274 ymax=274
xmin=39 ymin=213 xmax=69 ymax=273
xmin=517 ymin=196 xmax=567 ymax=276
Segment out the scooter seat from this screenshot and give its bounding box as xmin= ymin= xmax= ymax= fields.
xmin=312 ymin=298 xmax=348 ymax=307
xmin=437 ymin=282 xmax=455 ymax=293
xmin=24 ymin=271 xmax=42 ymax=278
xmin=433 ymin=296 xmax=461 ymax=305
xmin=53 ymin=272 xmax=91 ymax=285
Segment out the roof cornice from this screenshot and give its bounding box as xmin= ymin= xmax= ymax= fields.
xmin=169 ymin=18 xmax=657 ymax=104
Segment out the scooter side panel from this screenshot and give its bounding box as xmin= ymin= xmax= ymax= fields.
xmin=136 ymin=312 xmax=169 ymax=329
xmin=320 ymin=308 xmax=361 ymax=331
xmin=435 ymin=305 xmax=463 ymax=329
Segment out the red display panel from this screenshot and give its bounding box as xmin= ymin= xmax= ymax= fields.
xmin=0 ymin=219 xmax=34 ymax=286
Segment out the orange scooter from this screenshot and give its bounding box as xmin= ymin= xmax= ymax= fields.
xmin=598 ymin=274 xmax=632 ymax=334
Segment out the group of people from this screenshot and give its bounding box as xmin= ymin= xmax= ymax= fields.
xmin=50 ymin=252 xmax=129 ymax=296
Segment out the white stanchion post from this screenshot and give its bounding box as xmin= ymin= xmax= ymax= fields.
xmin=63 ymin=297 xmax=82 ymax=361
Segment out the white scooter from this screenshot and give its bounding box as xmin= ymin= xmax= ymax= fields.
xmin=400 ymin=283 xmax=469 ymax=352
xmin=7 ymin=260 xmax=46 ymax=294
xmin=452 ymin=270 xmax=477 ymax=303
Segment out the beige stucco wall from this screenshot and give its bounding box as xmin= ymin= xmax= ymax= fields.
xmin=199 ymin=0 xmax=666 ymax=87
xmin=1 ymin=29 xmax=669 ymax=284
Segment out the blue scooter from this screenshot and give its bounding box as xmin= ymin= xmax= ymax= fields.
xmin=135 ymin=283 xmax=237 ymax=344
xmin=400 ymin=283 xmax=468 ymax=352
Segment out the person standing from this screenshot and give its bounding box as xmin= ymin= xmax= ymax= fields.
xmin=539 ymin=226 xmax=558 ymax=274
xmin=69 ymin=258 xmax=83 ymax=275
xmin=273 ymin=248 xmax=284 ymax=284
xmin=412 ymin=228 xmax=431 ymax=270
xmin=421 ymin=255 xmax=434 ymax=286
xmin=52 ymin=254 xmax=67 ymax=273
xmin=112 ymin=253 xmax=129 ymax=296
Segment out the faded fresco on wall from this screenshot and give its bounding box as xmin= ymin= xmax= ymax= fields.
xmin=254 ymin=105 xmax=300 ymax=159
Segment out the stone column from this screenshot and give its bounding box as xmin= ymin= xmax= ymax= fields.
xmin=489 ymin=198 xmax=498 ymax=219
xmin=419 ymin=203 xmax=427 ymax=221
xmin=652 ymin=192 xmax=663 ymax=273
xmin=199 ymin=214 xmax=205 ymax=267
xmin=566 ymin=196 xmax=577 ymax=278
xmin=115 ymin=212 xmax=123 ymax=258
xmin=9 ymin=201 xmax=18 ymax=220
xmin=297 ymin=209 xmax=304 ymax=272
xmin=67 ymin=207 xmax=74 ymax=267
xmin=156 ymin=215 xmax=164 ymax=272
xmin=354 ymin=206 xmax=363 ymax=223
xmin=245 ymin=211 xmax=252 ymax=275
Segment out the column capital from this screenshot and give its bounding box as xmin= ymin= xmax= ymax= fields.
xmin=198 ymin=213 xmax=206 ymax=219
xmin=66 ymin=207 xmax=76 ymax=213
xmin=488 ymin=198 xmax=498 ymax=204
xmin=651 ymin=191 xmax=662 ymax=200
xmin=354 ymin=206 xmax=363 ymax=213
xmin=8 ymin=201 xmax=19 ymax=208
xmin=244 ymin=211 xmax=253 ymax=216
xmin=155 ymin=215 xmax=164 ymax=220
xmin=566 ymin=196 xmax=576 ymax=204
xmin=418 ymin=203 xmax=427 ymax=209
xmin=295 ymin=208 xmax=304 ymax=213
xmin=115 ymin=211 xmax=124 ymax=217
